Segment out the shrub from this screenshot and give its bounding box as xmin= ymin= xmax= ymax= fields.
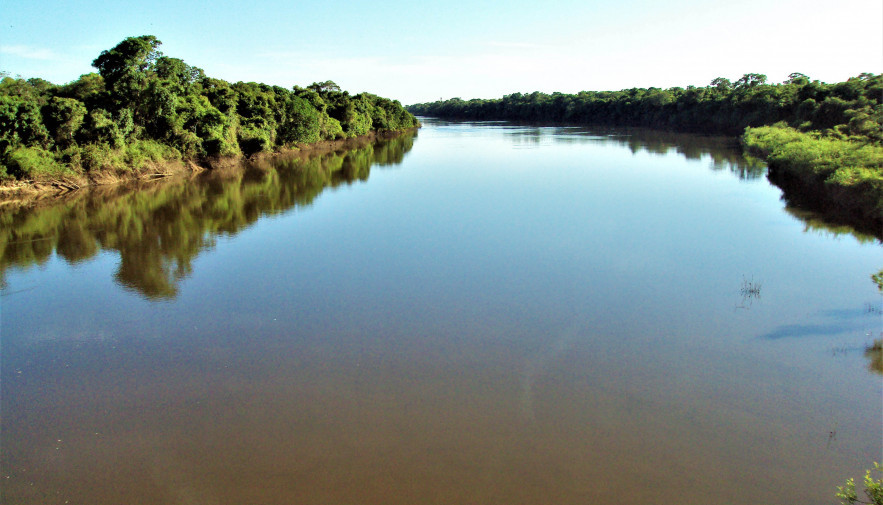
xmin=237 ymin=116 xmax=276 ymax=155
xmin=77 ymin=143 xmax=124 ymax=172
xmin=4 ymin=146 xmax=72 ymax=178
xmin=837 ymin=462 xmax=883 ymax=505
xmin=123 ymin=139 xmax=181 ymax=170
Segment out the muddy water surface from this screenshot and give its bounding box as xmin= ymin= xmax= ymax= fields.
xmin=2 ymin=121 xmax=880 ymax=504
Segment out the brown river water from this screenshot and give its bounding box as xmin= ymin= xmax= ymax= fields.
xmin=1 ymin=119 xmax=880 ymax=504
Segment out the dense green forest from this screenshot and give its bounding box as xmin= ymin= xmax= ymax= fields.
xmin=407 ymin=73 xmax=881 ymax=137
xmin=409 ymin=73 xmax=883 ymax=232
xmin=0 ymin=35 xmax=418 ymax=183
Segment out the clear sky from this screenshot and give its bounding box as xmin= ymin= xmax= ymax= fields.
xmin=2 ymin=0 xmax=881 ymax=105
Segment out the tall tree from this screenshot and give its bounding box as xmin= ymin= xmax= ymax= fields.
xmin=91 ymin=35 xmax=162 ymax=90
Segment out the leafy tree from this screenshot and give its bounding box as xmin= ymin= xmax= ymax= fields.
xmin=201 ymin=78 xmax=238 ymax=115
xmin=0 ymin=95 xmax=50 ymax=148
xmin=57 ymin=73 xmax=106 ymax=109
xmin=735 ymin=73 xmax=767 ymax=89
xmin=26 ymin=78 xmax=56 ymax=98
xmin=278 ymin=95 xmax=322 ymax=144
xmin=785 ymin=72 xmax=810 ymax=85
xmin=79 ymin=108 xmax=125 ymax=148
xmin=0 ymin=75 xmax=53 ymax=105
xmin=308 ymin=80 xmax=341 ymax=93
xmin=0 ymin=34 xmax=417 ymax=181
xmin=91 ymin=35 xmax=162 ymax=90
xmin=237 ymin=116 xmax=276 ymax=155
xmin=43 ymin=96 xmax=87 ymax=147
xmin=154 ymin=56 xmax=205 ymax=86
xmin=92 ymin=35 xmax=163 ymax=125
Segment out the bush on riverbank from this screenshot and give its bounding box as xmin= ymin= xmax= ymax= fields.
xmin=743 ymin=125 xmax=883 ymax=228
xmin=0 ymin=36 xmax=418 ymax=183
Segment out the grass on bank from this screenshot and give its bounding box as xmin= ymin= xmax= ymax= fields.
xmin=742 ymin=125 xmax=883 ymax=224
xmin=1 ymin=140 xmax=183 ymax=181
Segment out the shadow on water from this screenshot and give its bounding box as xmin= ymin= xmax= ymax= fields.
xmin=760 ymin=303 xmax=883 ymax=374
xmin=0 ymin=132 xmax=417 ymax=299
xmin=759 ymin=307 xmax=880 ymax=340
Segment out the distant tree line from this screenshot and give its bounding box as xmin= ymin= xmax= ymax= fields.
xmin=408 ymin=73 xmax=881 ymax=138
xmin=410 ymin=73 xmax=883 ymax=234
xmin=0 ymin=35 xmax=418 ymax=181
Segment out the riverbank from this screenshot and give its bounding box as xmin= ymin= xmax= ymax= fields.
xmin=742 ymin=125 xmax=883 ymax=236
xmin=1 ymin=35 xmax=419 ymax=204
xmin=0 ymin=127 xmax=418 ymax=206
xmin=408 ymin=73 xmax=883 ymax=237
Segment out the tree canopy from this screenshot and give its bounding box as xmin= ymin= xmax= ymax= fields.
xmin=0 ymin=35 xmax=418 ymax=180
xmin=408 ymin=73 xmax=882 ymax=138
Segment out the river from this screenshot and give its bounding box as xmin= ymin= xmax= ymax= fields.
xmin=1 ymin=118 xmax=880 ymax=504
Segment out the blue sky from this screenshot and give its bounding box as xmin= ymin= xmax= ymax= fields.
xmin=2 ymin=0 xmax=881 ymax=105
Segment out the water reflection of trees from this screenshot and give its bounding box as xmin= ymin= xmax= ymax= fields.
xmin=866 ymin=340 xmax=882 ymax=375
xmin=0 ymin=132 xmax=416 ymax=299
xmin=771 ymin=173 xmax=883 ymax=242
xmin=503 ymin=124 xmax=765 ymax=180
xmin=783 ymin=206 xmax=881 ymax=244
xmin=501 ymin=123 xmax=880 ymax=241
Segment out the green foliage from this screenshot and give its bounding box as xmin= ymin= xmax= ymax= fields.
xmin=92 ymin=35 xmax=162 ymax=90
xmin=0 ymin=75 xmax=56 ymax=105
xmin=743 ymin=125 xmax=883 ymax=228
xmin=0 ymin=95 xmax=50 ymax=148
xmin=194 ymin=105 xmax=239 ymax=157
xmin=0 ymin=130 xmax=416 ymax=298
xmin=744 ymin=126 xmax=883 ymax=181
xmin=308 ymin=80 xmax=341 ymax=93
xmin=76 ymin=143 xmax=123 ymax=173
xmin=237 ymin=117 xmax=275 ymax=155
xmin=79 ymin=108 xmax=126 ymax=147
xmin=5 ymin=146 xmax=72 ymax=178
xmin=73 ymin=139 xmax=180 ymax=173
xmin=340 ymin=96 xmax=373 ymax=137
xmin=278 ymin=95 xmax=323 ymax=145
xmin=0 ymin=35 xmax=415 ymax=183
xmin=409 ymin=74 xmax=881 ymax=233
xmin=56 ymin=73 xmax=105 ymax=106
xmin=735 ymin=73 xmax=767 ymax=89
xmin=154 ymin=56 xmax=205 ymax=86
xmin=408 ymin=73 xmax=882 ymax=137
xmin=837 ymin=463 xmax=883 ymax=505
xmin=44 ymin=96 xmax=87 ymax=147
xmin=320 ymin=115 xmax=345 ymax=140
xmin=123 ymin=139 xmax=182 ymax=169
